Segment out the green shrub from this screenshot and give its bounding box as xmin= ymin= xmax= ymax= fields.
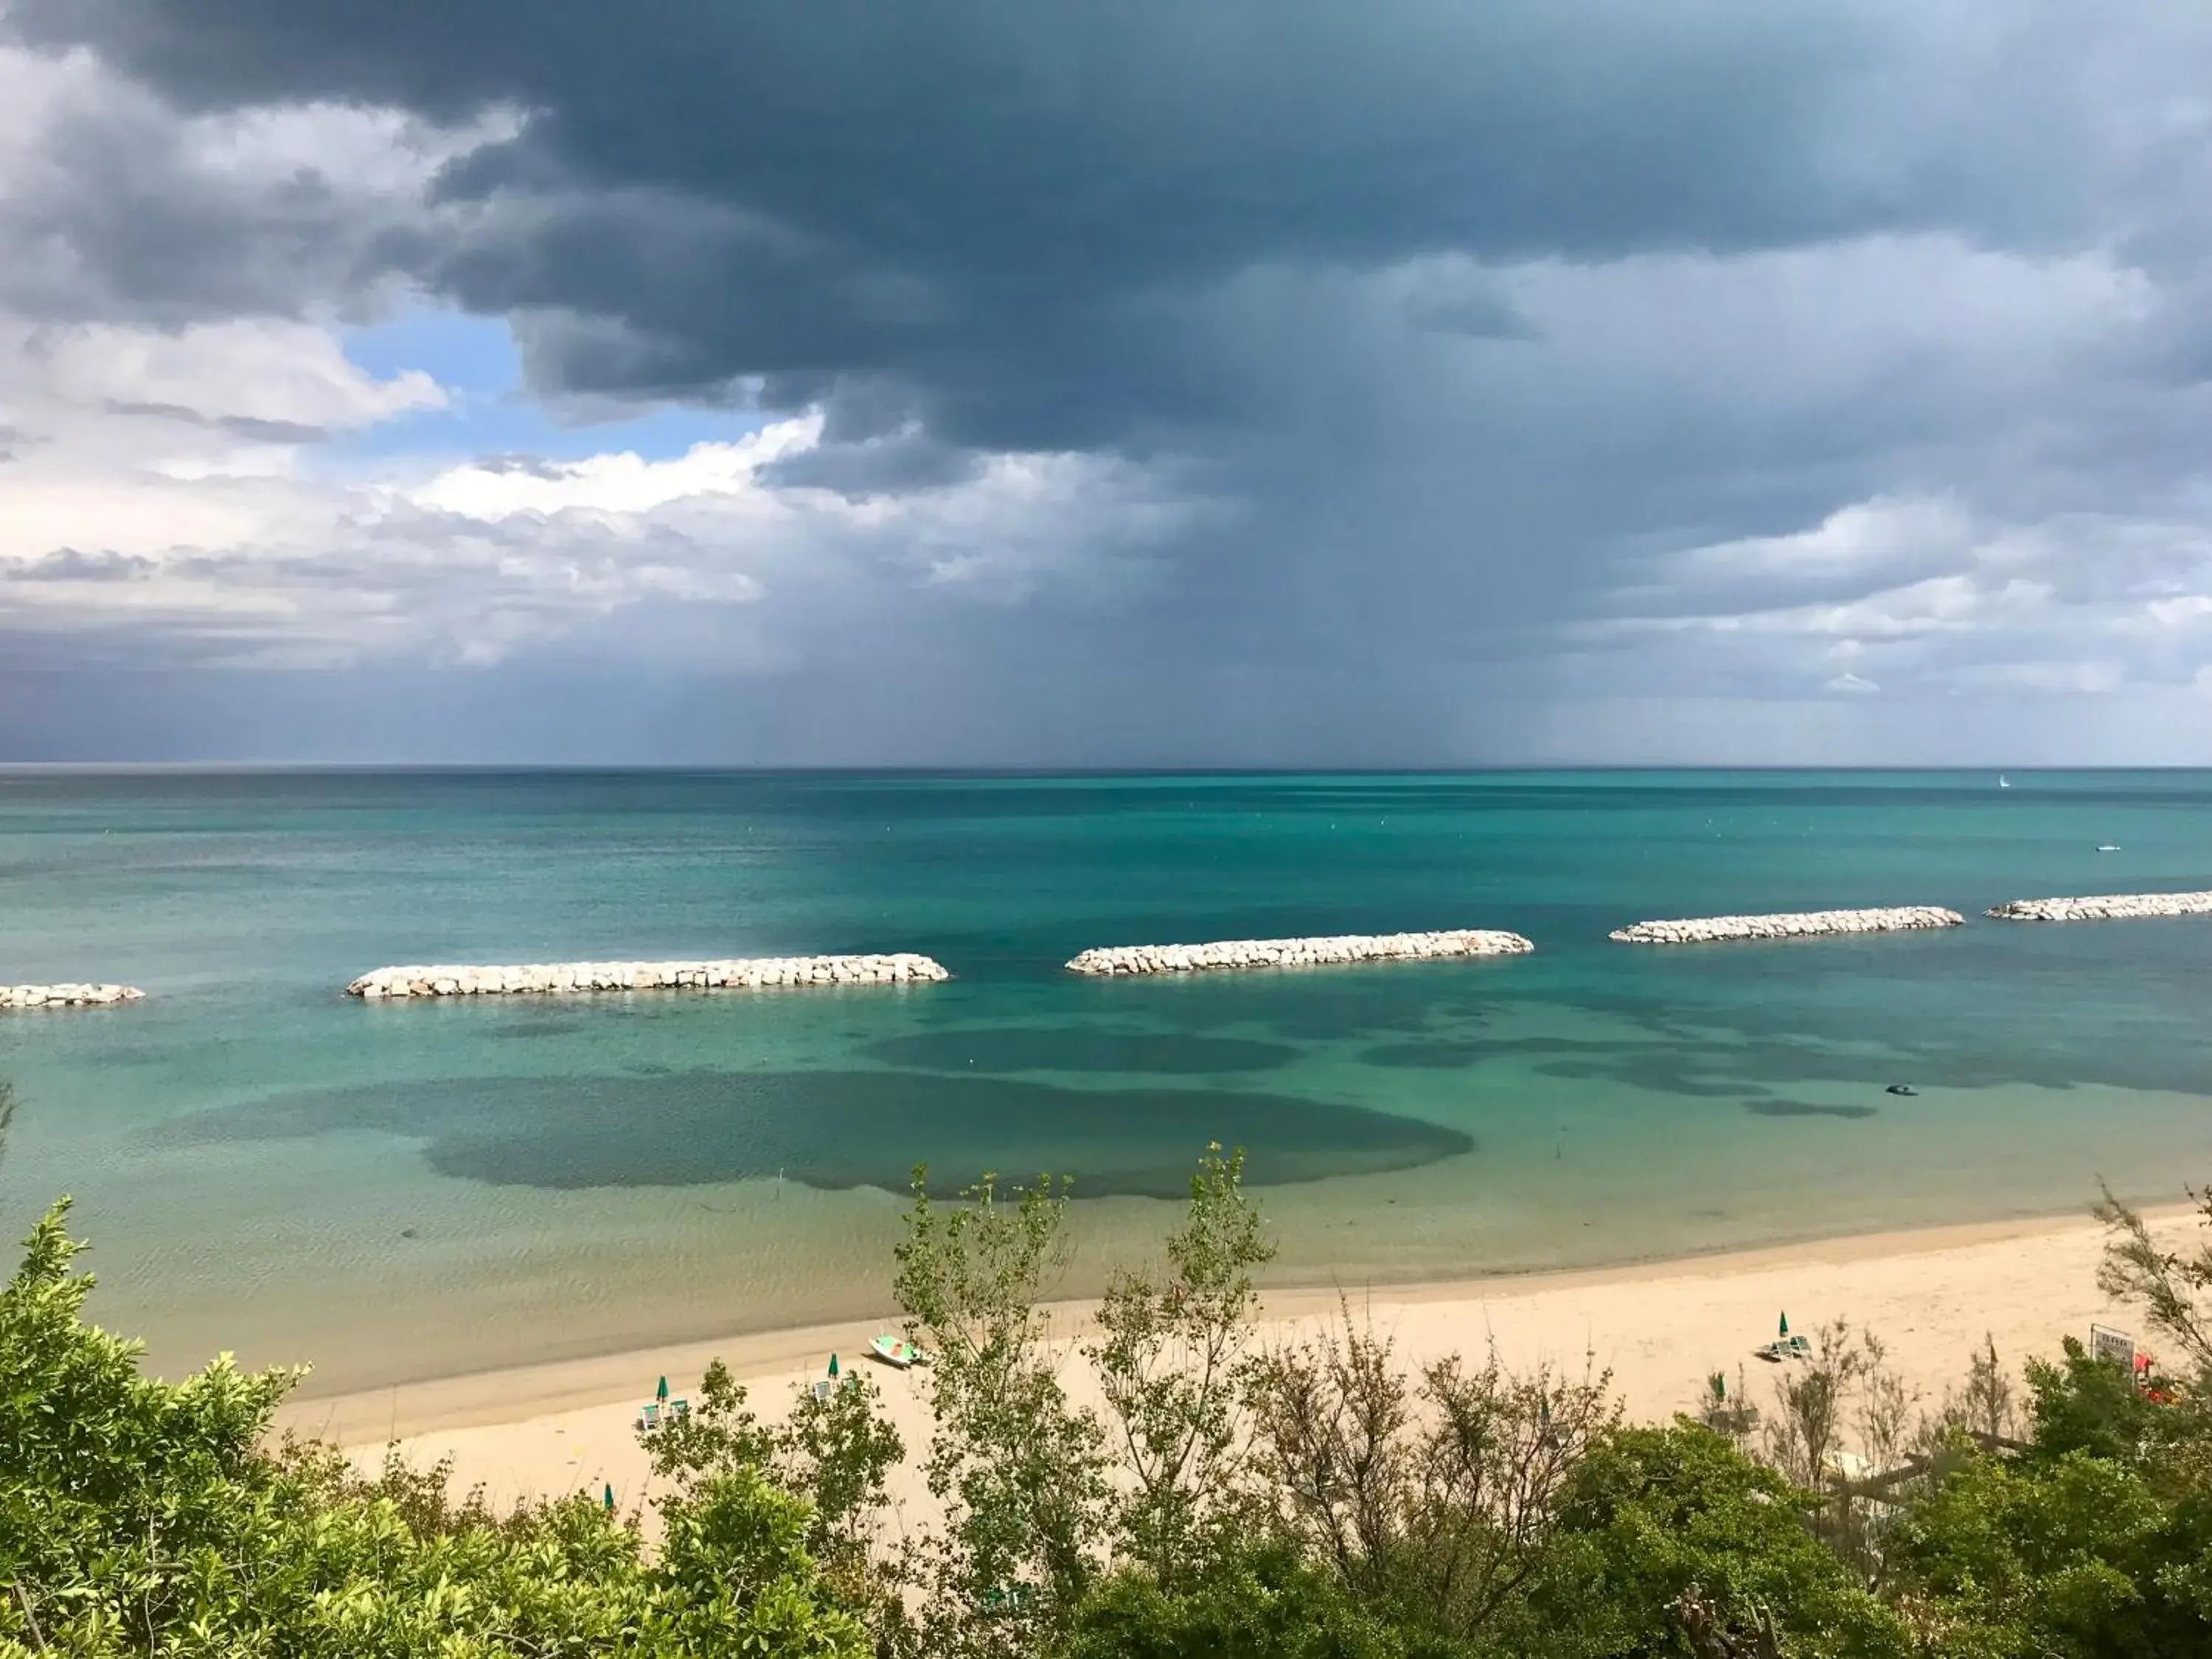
xmin=0 ymin=1198 xmax=864 ymax=1658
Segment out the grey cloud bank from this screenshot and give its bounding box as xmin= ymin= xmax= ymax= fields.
xmin=1 ymin=2 xmax=2211 ymax=762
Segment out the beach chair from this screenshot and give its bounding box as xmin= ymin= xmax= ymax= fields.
xmin=669 ymin=1397 xmax=691 ymax=1422
xmin=636 ymin=1401 xmax=661 ymax=1432
xmin=1755 ymin=1312 xmax=1815 ymax=1363
xmin=810 ymin=1379 xmax=836 ymax=1402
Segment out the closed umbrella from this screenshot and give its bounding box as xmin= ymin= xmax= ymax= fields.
xmin=828 ymin=1353 xmax=840 ymax=1377
xmin=656 ymin=1375 xmax=669 ymax=1402
xmin=603 ymin=1484 xmax=615 ymax=1513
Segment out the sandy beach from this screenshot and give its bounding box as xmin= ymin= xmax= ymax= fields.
xmin=285 ymin=1203 xmax=2187 ymax=1517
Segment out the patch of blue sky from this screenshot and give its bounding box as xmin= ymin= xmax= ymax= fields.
xmin=333 ymin=306 xmax=771 ymax=467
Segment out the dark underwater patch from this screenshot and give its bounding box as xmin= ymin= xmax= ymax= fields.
xmin=867 ymin=1027 xmax=1295 ymax=1074
xmin=1743 ymin=1099 xmax=1878 ymax=1121
xmin=153 ymin=1069 xmax=1472 ymax=1198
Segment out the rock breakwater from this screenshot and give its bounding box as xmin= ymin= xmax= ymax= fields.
xmin=347 ymin=954 xmax=950 ymax=999
xmin=1987 ymin=891 xmax=2212 ymax=922
xmin=3 ymin=983 xmax=145 ymax=1009
xmin=1610 ymin=906 xmax=1963 ymax=945
xmin=1064 ymin=930 xmax=1534 ymax=977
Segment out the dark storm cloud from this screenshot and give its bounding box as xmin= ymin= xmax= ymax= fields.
xmin=759 ymin=430 xmax=983 ymax=498
xmin=4 ymin=2 xmax=2212 ymax=762
xmin=0 ymin=0 xmax=2007 ymax=435
xmin=12 ymin=1 xmax=2208 ymax=458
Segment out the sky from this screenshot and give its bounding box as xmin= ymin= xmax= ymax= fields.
xmin=1 ymin=1 xmax=2211 ymax=765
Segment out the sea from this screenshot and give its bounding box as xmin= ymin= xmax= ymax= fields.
xmin=1 ymin=768 xmax=2207 ymax=1394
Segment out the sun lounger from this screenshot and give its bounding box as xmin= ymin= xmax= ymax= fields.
xmin=1753 ymin=1334 xmax=1815 ymax=1363
xmin=636 ymin=1402 xmax=661 ymax=1431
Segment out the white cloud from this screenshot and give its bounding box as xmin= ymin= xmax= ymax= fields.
xmin=411 ymin=420 xmax=821 ymax=518
xmin=0 ymin=311 xmax=1200 ymax=669
xmin=1587 ymin=494 xmax=2212 ymax=706
xmin=38 ymin=319 xmax=445 ymax=431
xmin=1667 ymin=497 xmax=1974 ymax=585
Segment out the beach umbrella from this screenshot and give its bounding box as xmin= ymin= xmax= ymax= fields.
xmin=828 ymin=1353 xmax=840 ymax=1377
xmin=656 ymin=1374 xmax=669 ymax=1402
xmin=603 ymin=1484 xmax=614 ymax=1513
xmin=1778 ymin=1312 xmax=1790 ymax=1338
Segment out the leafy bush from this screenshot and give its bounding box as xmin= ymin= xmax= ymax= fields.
xmin=0 ymin=1198 xmax=864 ymax=1658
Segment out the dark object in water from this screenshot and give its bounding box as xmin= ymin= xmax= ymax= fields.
xmin=1885 ymin=1084 xmax=1918 ymax=1097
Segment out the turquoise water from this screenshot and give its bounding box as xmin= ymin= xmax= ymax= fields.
xmin=1 ymin=768 xmax=2208 ymax=1392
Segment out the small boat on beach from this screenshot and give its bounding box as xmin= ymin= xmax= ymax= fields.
xmin=870 ymin=1334 xmax=925 ymax=1368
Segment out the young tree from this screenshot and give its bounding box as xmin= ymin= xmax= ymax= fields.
xmin=1854 ymin=1332 xmax=1920 ymax=1478
xmin=2094 ymin=1180 xmax=2212 ymax=1378
xmin=642 ymin=1353 xmax=903 ymax=1594
xmin=893 ymin=1167 xmax=1107 ymax=1655
xmin=1085 ymin=1143 xmax=1274 ymax=1589
xmin=1763 ymin=1320 xmax=1868 ymax=1491
xmin=643 ymin=1355 xmax=777 ymax=1486
xmin=780 ymin=1368 xmax=906 ymax=1577
xmin=1958 ymin=1333 xmax=2020 ymax=1444
xmin=1245 ymin=1307 xmax=1618 ymax=1644
xmin=1395 ymin=1349 xmax=1618 ymax=1636
xmin=1697 ymin=1366 xmax=1762 ymax=1451
xmin=1244 ymin=1307 xmax=1411 ymax=1602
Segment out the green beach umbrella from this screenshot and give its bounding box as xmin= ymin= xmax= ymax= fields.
xmin=1778 ymin=1312 xmax=1790 ymax=1338
xmin=603 ymin=1483 xmax=615 ymax=1512
xmin=828 ymin=1353 xmax=840 ymax=1377
xmin=656 ymin=1374 xmax=669 ymax=1402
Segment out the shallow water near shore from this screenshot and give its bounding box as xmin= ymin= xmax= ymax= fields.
xmin=2 ymin=768 xmax=2210 ymax=1392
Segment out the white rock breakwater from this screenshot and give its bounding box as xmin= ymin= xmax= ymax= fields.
xmin=3 ymin=983 xmax=145 ymax=1009
xmin=1609 ymin=906 xmax=1964 ymax=945
xmin=1064 ymin=929 xmax=1534 ymax=977
xmin=347 ymin=954 xmax=950 ymax=999
xmin=1987 ymin=891 xmax=2212 ymax=922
